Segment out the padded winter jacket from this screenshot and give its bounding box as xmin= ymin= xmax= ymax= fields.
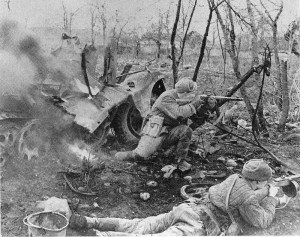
xmin=208 ymin=174 xmax=278 ymax=229
xmin=150 ymin=89 xmax=196 ymax=127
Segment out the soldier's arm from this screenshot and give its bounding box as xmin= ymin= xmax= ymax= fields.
xmin=238 ymin=196 xmax=279 ymax=229
xmin=156 ymin=94 xmax=196 ymax=120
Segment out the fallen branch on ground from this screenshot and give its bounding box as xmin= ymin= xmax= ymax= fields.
xmin=108 ymin=166 xmax=149 ymax=176
xmin=210 ymin=122 xmax=295 ymax=171
xmin=62 ymin=173 xmax=98 ymax=196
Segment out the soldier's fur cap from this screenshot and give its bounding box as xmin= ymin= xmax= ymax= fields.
xmin=242 ymin=159 xmax=272 ymax=181
xmin=175 ymin=78 xmax=197 ymax=94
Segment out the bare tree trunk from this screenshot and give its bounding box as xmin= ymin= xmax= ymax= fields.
xmin=256 ymin=0 xmax=283 ymax=111
xmin=69 ymin=14 xmax=74 ymax=35
xmin=156 ymin=13 xmax=163 ymax=60
xmin=205 ymin=30 xmax=216 ymax=63
xmin=5 ymin=0 xmax=11 ymax=11
xmin=103 ymin=24 xmax=106 ymax=46
xmin=214 ymin=0 xmax=256 ymax=123
xmin=170 ymin=0 xmax=182 ymax=87
xmin=273 ymin=25 xmax=282 ymax=109
xmin=246 ymin=0 xmax=268 ymax=133
xmin=278 ymin=60 xmax=289 ymax=131
xmin=98 ymin=4 xmax=107 ymax=46
xmin=62 ymin=2 xmax=68 ymax=32
xmin=156 ymin=40 xmax=161 ymax=59
xmin=90 ymin=9 xmax=96 ymax=45
xmin=192 ymin=0 xmax=213 ymax=81
xmin=171 ymin=0 xmax=197 ymax=86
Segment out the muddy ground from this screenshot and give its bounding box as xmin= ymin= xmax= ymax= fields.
xmin=1 ymin=125 xmax=300 ymax=236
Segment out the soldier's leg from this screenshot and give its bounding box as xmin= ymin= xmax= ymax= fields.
xmin=161 ymin=125 xmax=193 ymax=170
xmin=115 ymin=135 xmax=164 ymax=161
xmin=148 ymin=203 xmax=206 ymax=236
xmin=70 ymin=209 xmax=175 ymax=234
xmin=70 ymin=204 xmax=204 ymax=236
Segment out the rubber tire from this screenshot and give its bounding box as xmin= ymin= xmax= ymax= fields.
xmin=112 ymin=103 xmax=143 ymax=144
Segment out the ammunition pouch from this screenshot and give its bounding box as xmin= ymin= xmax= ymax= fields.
xmin=142 ymin=115 xmax=164 ymax=138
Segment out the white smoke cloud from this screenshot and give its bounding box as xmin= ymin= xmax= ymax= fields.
xmin=0 ymin=50 xmax=36 ymax=96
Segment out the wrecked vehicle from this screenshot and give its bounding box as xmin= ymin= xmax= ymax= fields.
xmin=0 ymin=26 xmax=169 ymax=168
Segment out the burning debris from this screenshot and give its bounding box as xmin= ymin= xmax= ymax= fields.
xmin=0 ymin=19 xmax=168 ymax=174
xmin=68 ymin=142 xmax=97 ymax=163
xmin=0 ymin=20 xmax=75 ymax=167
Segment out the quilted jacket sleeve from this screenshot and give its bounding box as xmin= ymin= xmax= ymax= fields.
xmin=238 ymin=195 xmax=278 ymax=229
xmin=155 ymin=93 xmax=196 ymax=120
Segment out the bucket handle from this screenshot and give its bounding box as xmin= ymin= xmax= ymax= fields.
xmin=23 ymin=214 xmax=38 ymax=228
xmin=23 ymin=211 xmax=69 ymax=231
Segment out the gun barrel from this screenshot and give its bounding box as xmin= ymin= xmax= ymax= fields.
xmin=274 ymin=174 xmax=300 ymax=182
xmin=204 ymin=95 xmax=243 ymax=101
xmin=176 ymin=95 xmax=243 ymax=105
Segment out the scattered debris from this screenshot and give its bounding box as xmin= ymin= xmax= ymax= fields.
xmin=146 ymin=180 xmax=158 ymax=187
xmin=217 ymin=156 xmax=226 ymax=163
xmin=78 ymin=204 xmax=90 ymax=210
xmin=161 ymin=165 xmax=177 ymax=178
xmin=123 ymin=188 xmax=131 ymax=194
xmin=77 ymin=187 xmax=85 ymax=192
xmin=206 ymin=170 xmax=217 ymax=175
xmin=207 ymin=172 xmax=227 ymax=178
xmin=195 ymin=141 xmax=221 ymax=158
xmin=237 ymin=119 xmax=248 ymax=129
xmin=140 ymin=192 xmax=150 ymax=201
xmin=140 ymin=167 xmax=148 ymax=172
xmin=183 ymin=176 xmax=193 ymax=183
xmin=226 ymin=159 xmax=238 ymax=167
xmin=192 ymin=170 xmax=206 ymax=179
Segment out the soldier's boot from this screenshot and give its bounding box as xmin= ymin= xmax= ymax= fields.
xmin=115 ymin=150 xmax=142 ymax=161
xmin=69 ymin=214 xmax=88 ymax=230
xmin=69 ymin=214 xmax=117 ymax=231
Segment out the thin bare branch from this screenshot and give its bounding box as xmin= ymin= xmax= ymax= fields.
xmin=216 ymin=20 xmax=227 ymax=82
xmin=225 ymin=0 xmax=252 ymax=28
xmin=178 ymin=0 xmax=198 ymax=62
xmin=170 ymin=0 xmax=182 ymax=86
xmin=212 ymin=0 xmax=227 ymax=11
xmin=192 ymin=0 xmax=225 ymax=81
xmin=5 ymin=0 xmax=11 ymax=11
xmin=259 ymin=0 xmax=283 ymax=24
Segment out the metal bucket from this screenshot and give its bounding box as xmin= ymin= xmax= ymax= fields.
xmin=23 ymin=211 xmax=68 ymax=237
xmin=282 ymin=180 xmax=300 ymax=198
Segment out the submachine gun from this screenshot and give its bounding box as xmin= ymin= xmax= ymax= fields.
xmin=273 ymin=174 xmax=300 ymax=198
xmin=189 ymin=49 xmax=272 ymax=129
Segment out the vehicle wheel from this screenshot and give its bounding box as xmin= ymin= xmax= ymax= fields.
xmin=17 ymin=119 xmax=50 ymax=161
xmin=112 ymin=103 xmax=143 ymax=144
xmin=0 ymin=121 xmax=21 ymax=167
